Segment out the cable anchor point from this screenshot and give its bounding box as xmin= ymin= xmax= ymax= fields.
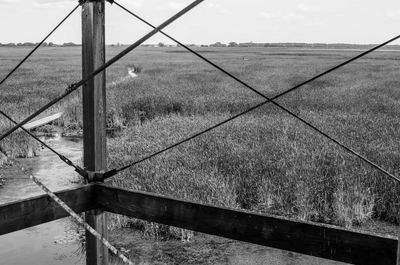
xmin=86 ymin=171 xmax=107 ymax=182
xmin=59 ymin=155 xmax=88 ymax=179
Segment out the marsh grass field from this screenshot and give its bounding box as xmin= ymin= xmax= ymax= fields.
xmin=1 ymin=45 xmax=400 ymax=240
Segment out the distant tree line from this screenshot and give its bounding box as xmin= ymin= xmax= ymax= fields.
xmin=0 ymin=42 xmax=80 ymax=47
xmin=150 ymin=41 xmax=400 ymax=49
xmin=2 ymin=41 xmax=400 ymax=50
xmin=209 ymin=42 xmax=400 ymax=49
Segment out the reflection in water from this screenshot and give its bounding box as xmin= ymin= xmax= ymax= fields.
xmin=0 ymin=219 xmax=84 ymax=265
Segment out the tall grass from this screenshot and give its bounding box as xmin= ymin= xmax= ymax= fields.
xmin=0 ymin=129 xmax=39 ymax=159
xmin=108 ymin=112 xmax=399 ymax=233
xmin=103 ymin=48 xmax=400 ymax=238
xmin=1 ymin=46 xmax=400 ymax=235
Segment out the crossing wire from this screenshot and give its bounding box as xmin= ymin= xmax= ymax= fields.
xmin=0 ymin=3 xmax=81 ymax=87
xmin=0 ymin=0 xmax=205 ymax=144
xmin=7 ymin=134 xmax=133 ymax=264
xmin=0 ymin=109 xmax=87 ymax=177
xmin=0 ymin=2 xmax=84 ymax=176
xmin=102 ymin=2 xmax=400 ymax=183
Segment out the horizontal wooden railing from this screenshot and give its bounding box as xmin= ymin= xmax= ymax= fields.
xmin=0 ymin=183 xmax=397 ymax=265
xmin=0 ymin=184 xmax=94 ymax=236
xmin=94 ymin=184 xmax=397 ymax=265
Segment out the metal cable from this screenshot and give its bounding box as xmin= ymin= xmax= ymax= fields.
xmin=0 ymin=3 xmax=80 ymax=87
xmin=30 ymin=175 xmax=134 ymax=265
xmin=102 ymin=5 xmax=400 ymax=182
xmin=0 ymin=0 xmax=204 ymax=143
xmin=0 ymin=110 xmax=87 ymax=177
xmin=0 ymin=2 xmax=83 ymax=176
xmin=10 ymin=157 xmax=134 ymax=265
xmin=3 ymin=145 xmax=131 ymax=263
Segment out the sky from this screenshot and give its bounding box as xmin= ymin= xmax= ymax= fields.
xmin=1 ymin=0 xmax=400 ymax=45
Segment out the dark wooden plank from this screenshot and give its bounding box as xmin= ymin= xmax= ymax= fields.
xmin=81 ymin=1 xmax=108 ymax=264
xmin=0 ymin=184 xmax=94 ymax=236
xmin=95 ymin=183 xmax=397 ymax=265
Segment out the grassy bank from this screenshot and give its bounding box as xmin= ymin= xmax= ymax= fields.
xmin=107 ymin=112 xmax=399 ymax=229
xmin=0 ymin=129 xmax=39 ymax=188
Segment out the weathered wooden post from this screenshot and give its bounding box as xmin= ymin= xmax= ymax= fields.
xmin=81 ymin=0 xmax=108 ymax=264
xmin=397 ymin=231 xmax=400 ymax=264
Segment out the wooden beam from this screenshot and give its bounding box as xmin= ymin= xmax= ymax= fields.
xmin=95 ymin=184 xmax=397 ymax=265
xmin=0 ymin=185 xmax=93 ymax=236
xmin=81 ymin=0 xmax=108 ymax=264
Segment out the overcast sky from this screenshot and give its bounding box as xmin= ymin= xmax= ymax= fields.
xmin=1 ymin=0 xmax=400 ymax=45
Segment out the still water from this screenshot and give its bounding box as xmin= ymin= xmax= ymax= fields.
xmin=0 ymin=133 xmax=347 ymax=265
xmin=0 ymin=133 xmax=85 ymax=265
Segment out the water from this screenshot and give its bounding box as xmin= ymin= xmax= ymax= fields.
xmin=0 ymin=132 xmax=347 ymax=265
xmin=0 ymin=133 xmax=82 ymax=202
xmin=0 ymin=219 xmax=84 ymax=265
xmin=0 ymin=132 xmax=85 ymax=265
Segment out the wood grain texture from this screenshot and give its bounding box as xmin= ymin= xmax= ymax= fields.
xmin=0 ymin=184 xmax=93 ymax=236
xmin=82 ymin=1 xmax=106 ymax=170
xmin=82 ymin=1 xmax=108 ymax=264
xmin=95 ymin=183 xmax=397 ymax=265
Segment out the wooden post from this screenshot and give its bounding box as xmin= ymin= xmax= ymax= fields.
xmin=81 ymin=1 xmax=108 ymax=265
xmin=398 ymin=227 xmax=400 ymax=264
xmin=398 ymin=237 xmax=400 ymax=264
